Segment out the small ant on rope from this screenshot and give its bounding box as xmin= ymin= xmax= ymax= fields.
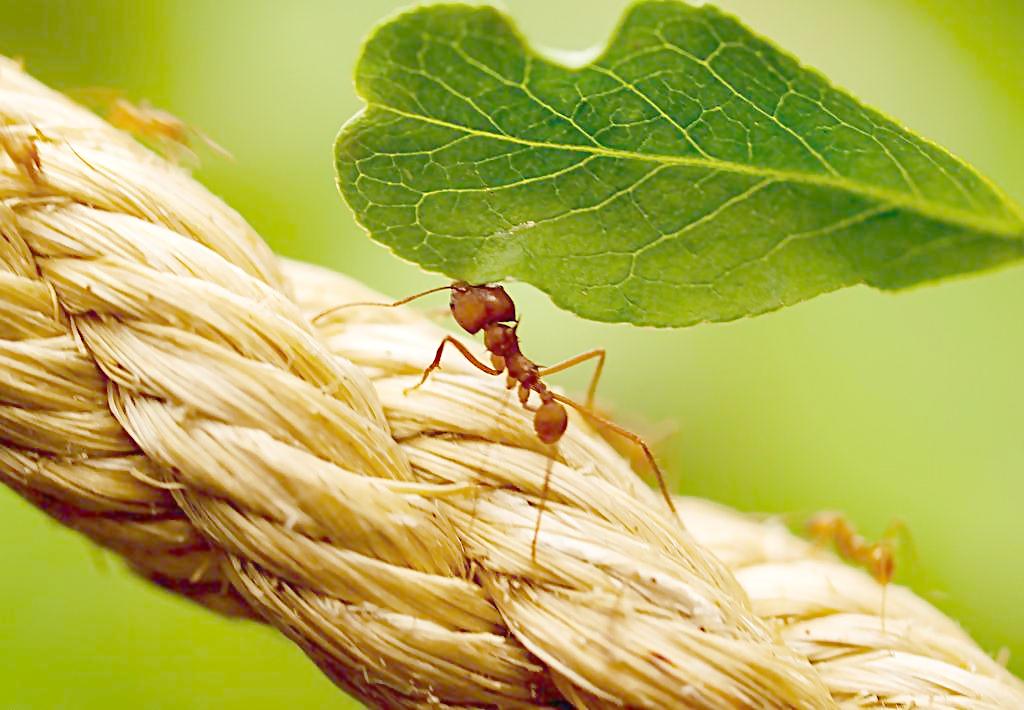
xmin=316 ymin=282 xmax=680 ymax=557
xmin=807 ymin=511 xmax=899 ymax=585
xmin=108 ymin=97 xmax=230 ymax=163
xmin=73 ymin=89 xmax=230 ymax=164
xmin=807 ymin=511 xmax=911 ymax=626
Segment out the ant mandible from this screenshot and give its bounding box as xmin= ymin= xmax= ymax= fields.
xmin=316 ymin=281 xmax=681 ymax=555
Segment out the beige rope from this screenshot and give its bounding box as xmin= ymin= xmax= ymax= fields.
xmin=0 ymin=55 xmax=1020 ymax=708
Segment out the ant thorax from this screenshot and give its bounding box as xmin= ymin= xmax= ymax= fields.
xmin=483 ymin=323 xmax=517 ymax=357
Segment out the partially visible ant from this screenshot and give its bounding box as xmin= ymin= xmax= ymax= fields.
xmin=68 ymin=86 xmax=228 ymax=164
xmin=807 ymin=511 xmax=899 ymax=586
xmin=101 ymin=95 xmax=229 ymax=163
xmin=316 ymin=281 xmax=681 ymax=557
xmin=807 ymin=511 xmax=911 ymax=626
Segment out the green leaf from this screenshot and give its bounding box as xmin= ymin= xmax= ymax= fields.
xmin=336 ymin=1 xmax=1024 ymax=326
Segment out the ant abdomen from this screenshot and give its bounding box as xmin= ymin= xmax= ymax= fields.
xmin=534 ymin=399 xmax=568 ymax=444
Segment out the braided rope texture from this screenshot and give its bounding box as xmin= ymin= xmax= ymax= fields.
xmin=0 ymin=56 xmax=1020 ymax=708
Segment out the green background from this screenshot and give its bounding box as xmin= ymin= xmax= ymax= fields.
xmin=1 ymin=1 xmax=1021 ymax=707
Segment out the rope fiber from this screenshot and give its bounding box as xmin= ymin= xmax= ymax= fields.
xmin=1 ymin=55 xmax=1021 ymax=708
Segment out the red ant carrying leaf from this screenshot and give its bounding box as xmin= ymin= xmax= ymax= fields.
xmin=316 ymin=281 xmax=680 ymax=557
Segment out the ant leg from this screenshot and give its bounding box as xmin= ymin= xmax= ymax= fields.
xmin=882 ymin=518 xmax=916 ymax=564
xmin=164 ymin=137 xmax=199 ymax=166
xmin=531 ymin=453 xmax=554 ymax=562
xmin=312 ymin=284 xmax=453 ymax=324
xmin=538 ymin=348 xmax=605 ymax=409
xmin=193 ymin=127 xmax=233 ymax=160
xmin=878 ymin=582 xmax=889 ymax=633
xmin=407 ymin=336 xmax=503 ymax=393
xmin=549 ymin=392 xmax=680 ymax=522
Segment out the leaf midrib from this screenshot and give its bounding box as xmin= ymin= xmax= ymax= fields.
xmin=369 ymin=104 xmax=1023 ymax=238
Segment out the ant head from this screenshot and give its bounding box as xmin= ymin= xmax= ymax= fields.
xmin=450 ymin=282 xmax=516 ymax=334
xmin=534 ymin=399 xmax=568 ymax=444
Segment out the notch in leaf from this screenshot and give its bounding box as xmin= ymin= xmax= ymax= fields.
xmin=336 ymin=0 xmax=1024 ymax=327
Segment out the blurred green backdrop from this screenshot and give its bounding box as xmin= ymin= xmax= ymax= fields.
xmin=1 ymin=1 xmax=1022 ymax=707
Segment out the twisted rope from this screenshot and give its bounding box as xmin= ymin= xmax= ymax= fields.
xmin=1 ymin=55 xmax=1020 ymax=708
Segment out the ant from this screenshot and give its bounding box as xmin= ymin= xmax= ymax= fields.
xmin=806 ymin=511 xmax=899 ymax=586
xmin=74 ymin=90 xmax=230 ymax=162
xmin=806 ymin=511 xmax=911 ymax=627
xmin=109 ymin=97 xmax=230 ymax=162
xmin=316 ymin=282 xmax=680 ymax=557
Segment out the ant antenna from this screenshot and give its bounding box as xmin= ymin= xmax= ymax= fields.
xmin=312 ymin=284 xmax=453 ymax=324
xmin=548 ymin=392 xmax=680 ymax=524
xmin=884 ymin=518 xmax=917 ymax=565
